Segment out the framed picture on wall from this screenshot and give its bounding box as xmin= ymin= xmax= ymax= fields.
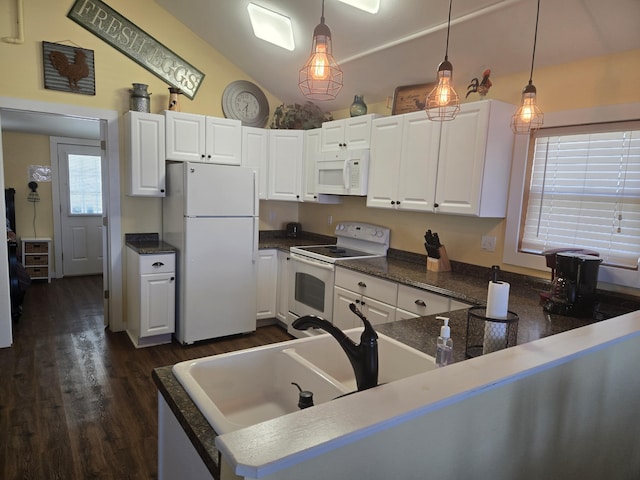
xmin=391 ymin=82 xmax=435 ymax=115
xmin=43 ymin=41 xmax=96 ymax=95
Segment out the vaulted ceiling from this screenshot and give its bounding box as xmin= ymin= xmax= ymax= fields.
xmin=156 ymin=0 xmax=640 ymax=112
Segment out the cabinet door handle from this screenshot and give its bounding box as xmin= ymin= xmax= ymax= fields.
xmin=415 ymin=299 xmax=426 ymax=307
xmin=390 ymin=201 xmax=396 ymax=205
xmin=170 ymin=277 xmax=175 ymax=281
xmin=152 ymin=262 xmax=165 ymax=268
xmin=201 ymin=154 xmax=206 ymax=159
xmin=357 ymin=281 xmax=367 ymax=288
xmin=434 ymin=202 xmax=439 ymax=208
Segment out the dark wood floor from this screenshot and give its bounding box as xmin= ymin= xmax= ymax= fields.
xmin=0 ymin=276 xmax=292 ymax=479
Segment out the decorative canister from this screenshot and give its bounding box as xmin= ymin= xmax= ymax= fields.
xmin=349 ymin=94 xmax=367 ymax=117
xmin=129 ymin=83 xmax=151 ymax=113
xmin=168 ymin=87 xmax=182 ymax=111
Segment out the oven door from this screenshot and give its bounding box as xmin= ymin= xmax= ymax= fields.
xmin=288 ymin=252 xmax=335 ymax=338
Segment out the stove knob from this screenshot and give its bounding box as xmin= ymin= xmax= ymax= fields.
xmin=376 ymin=230 xmax=384 ymax=237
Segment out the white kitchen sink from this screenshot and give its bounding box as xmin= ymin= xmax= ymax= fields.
xmin=172 ymin=328 xmax=435 ymax=434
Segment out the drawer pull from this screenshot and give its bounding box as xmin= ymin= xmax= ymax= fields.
xmin=357 ymin=281 xmax=367 ymax=288
xmin=152 ymin=262 xmax=165 ymax=268
xmin=415 ymin=299 xmax=427 ymax=307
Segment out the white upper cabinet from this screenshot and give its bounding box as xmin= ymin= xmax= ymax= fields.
xmin=434 ymin=99 xmax=515 ymax=217
xmin=242 ymin=126 xmax=269 ymax=200
xmin=367 ymin=111 xmax=440 ymax=212
xmin=267 ymin=130 xmax=304 ymax=202
xmin=124 ymin=111 xmax=166 ymax=197
xmin=321 ymin=114 xmax=378 ymax=151
xmin=367 ymin=99 xmax=514 ymax=217
xmin=165 ymin=111 xmax=241 ymax=165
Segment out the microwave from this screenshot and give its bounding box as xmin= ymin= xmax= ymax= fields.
xmin=315 ymin=148 xmax=370 ymax=196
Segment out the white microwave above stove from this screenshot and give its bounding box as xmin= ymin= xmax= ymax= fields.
xmin=315 ymin=148 xmax=369 ymax=196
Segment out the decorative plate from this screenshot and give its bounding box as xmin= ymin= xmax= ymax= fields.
xmin=222 ymin=80 xmax=270 ymax=127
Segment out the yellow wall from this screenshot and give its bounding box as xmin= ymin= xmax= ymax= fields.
xmin=2 ymin=133 xmax=54 ymax=267
xmin=302 ymin=48 xmax=640 ymax=280
xmin=1 ymin=0 xmax=638 ymax=283
xmin=0 ymin=0 xmax=283 ymax=241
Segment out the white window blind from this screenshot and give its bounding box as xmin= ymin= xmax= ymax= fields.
xmin=520 ymin=123 xmax=640 ymax=269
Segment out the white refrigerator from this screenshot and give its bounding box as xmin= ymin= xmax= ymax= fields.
xmin=163 ymin=162 xmax=258 ymax=344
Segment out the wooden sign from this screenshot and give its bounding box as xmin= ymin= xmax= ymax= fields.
xmin=391 ymin=82 xmax=436 ymax=115
xmin=67 ymin=0 xmax=204 ymax=99
xmin=43 ymin=41 xmax=95 ymax=95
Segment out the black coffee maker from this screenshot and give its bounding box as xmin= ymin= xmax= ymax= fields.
xmin=543 ymin=252 xmax=602 ymax=316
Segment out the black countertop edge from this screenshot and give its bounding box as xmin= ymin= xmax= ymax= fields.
xmin=124 ymin=233 xmax=177 ymax=255
xmin=153 ymin=367 xmax=221 ymax=479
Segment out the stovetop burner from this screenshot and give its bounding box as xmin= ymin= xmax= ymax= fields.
xmin=290 ymin=222 xmax=391 ymax=263
xmin=297 ymin=244 xmax=374 ymax=259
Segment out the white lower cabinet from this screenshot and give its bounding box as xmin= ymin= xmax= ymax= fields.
xmin=395 ymin=284 xmax=471 ymax=321
xmin=126 ymin=247 xmax=176 ymax=348
xmin=333 ymin=268 xmax=398 ymax=329
xmin=334 ymin=266 xmax=472 ymax=329
xmin=256 ymin=249 xmax=278 ymax=320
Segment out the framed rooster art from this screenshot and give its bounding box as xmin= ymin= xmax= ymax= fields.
xmin=42 ymin=41 xmax=96 ymax=95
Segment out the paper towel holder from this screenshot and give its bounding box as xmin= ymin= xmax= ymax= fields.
xmin=465 ymin=306 xmax=519 ymax=359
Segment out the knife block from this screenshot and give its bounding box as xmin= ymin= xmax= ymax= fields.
xmin=427 ymin=245 xmax=451 ymax=272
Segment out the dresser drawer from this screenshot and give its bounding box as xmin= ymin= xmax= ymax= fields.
xmin=26 ymin=266 xmax=48 ymax=278
xmin=139 ymin=254 xmax=175 ymax=275
xmin=25 ymin=255 xmax=48 ymax=266
xmin=335 ymin=267 xmax=397 ymax=305
xmin=24 ymin=242 xmax=49 ymax=254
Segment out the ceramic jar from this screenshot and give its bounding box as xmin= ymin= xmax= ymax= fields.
xmin=349 ymin=94 xmax=367 ymax=117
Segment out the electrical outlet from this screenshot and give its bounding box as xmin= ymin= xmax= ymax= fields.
xmin=327 ymin=215 xmax=333 ymax=226
xmin=269 ymin=210 xmax=275 ymax=222
xmin=481 ymin=235 xmax=496 ymax=252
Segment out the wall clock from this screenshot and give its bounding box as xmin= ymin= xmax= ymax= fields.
xmin=222 ymin=80 xmax=270 ymax=127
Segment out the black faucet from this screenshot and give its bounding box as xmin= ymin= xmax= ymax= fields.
xmin=292 ymin=303 xmax=378 ymax=391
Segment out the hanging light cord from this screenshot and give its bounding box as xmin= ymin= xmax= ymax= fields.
xmin=444 ymin=0 xmax=453 ymax=61
xmin=528 ymin=0 xmax=541 ymax=85
xmin=320 ymin=0 xmax=325 ymax=24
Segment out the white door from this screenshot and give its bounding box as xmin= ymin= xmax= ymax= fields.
xmin=57 ymin=143 xmax=103 ymax=276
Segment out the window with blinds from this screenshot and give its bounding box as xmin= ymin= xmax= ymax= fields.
xmin=520 ymin=122 xmax=640 ymax=270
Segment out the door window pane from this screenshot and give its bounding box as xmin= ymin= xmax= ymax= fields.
xmin=68 ymin=154 xmax=102 ymax=215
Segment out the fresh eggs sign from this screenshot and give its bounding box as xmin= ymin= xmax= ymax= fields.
xmin=67 ymin=0 xmax=204 ymax=99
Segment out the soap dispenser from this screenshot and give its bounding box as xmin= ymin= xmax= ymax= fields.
xmin=435 ymin=316 xmax=453 ymax=367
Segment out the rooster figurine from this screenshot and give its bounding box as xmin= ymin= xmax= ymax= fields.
xmin=466 ymin=69 xmax=492 ymax=98
xmin=49 ymin=49 xmax=89 ymax=91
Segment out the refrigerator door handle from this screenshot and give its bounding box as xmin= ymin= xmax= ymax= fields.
xmin=252 ymin=170 xmax=259 ymax=216
xmin=253 ymin=217 xmax=259 ymax=263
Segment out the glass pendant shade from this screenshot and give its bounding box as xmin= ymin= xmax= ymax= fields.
xmin=298 ymin=14 xmax=343 ymax=100
xmin=426 ymin=59 xmax=460 ymax=121
xmin=512 ymin=0 xmax=543 ymax=134
xmin=511 ymin=82 xmax=544 ymax=134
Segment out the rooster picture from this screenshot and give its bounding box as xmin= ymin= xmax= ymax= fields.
xmin=49 ymin=49 xmax=89 ymax=90
xmin=466 ymin=69 xmax=492 ymax=98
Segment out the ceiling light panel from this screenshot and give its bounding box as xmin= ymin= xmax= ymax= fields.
xmin=336 ymin=0 xmax=380 ymax=14
xmin=247 ymin=3 xmax=295 ymax=51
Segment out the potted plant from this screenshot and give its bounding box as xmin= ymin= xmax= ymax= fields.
xmin=270 ymin=101 xmax=333 ymax=130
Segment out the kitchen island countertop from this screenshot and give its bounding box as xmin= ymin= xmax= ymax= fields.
xmin=153 ymin=231 xmax=640 ymax=478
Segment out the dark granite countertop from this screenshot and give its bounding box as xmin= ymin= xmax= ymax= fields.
xmin=124 ymin=233 xmax=176 ymax=255
xmin=153 ymin=230 xmax=640 ymax=477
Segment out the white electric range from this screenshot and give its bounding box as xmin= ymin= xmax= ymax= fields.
xmin=287 ymin=222 xmax=390 ymax=338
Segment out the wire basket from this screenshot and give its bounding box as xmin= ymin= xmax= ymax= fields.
xmin=465 ymin=306 xmax=519 ymax=359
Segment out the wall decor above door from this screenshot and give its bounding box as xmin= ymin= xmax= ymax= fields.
xmin=67 ymin=0 xmax=204 ymax=99
xmin=43 ymin=41 xmax=95 ymax=95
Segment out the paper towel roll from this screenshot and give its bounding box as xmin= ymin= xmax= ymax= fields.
xmin=483 ymin=281 xmax=510 ymax=354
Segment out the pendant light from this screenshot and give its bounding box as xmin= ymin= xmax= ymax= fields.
xmin=298 ymin=0 xmax=343 ymax=101
xmin=425 ymin=0 xmax=460 ymax=121
xmin=512 ymin=0 xmax=544 ymax=134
